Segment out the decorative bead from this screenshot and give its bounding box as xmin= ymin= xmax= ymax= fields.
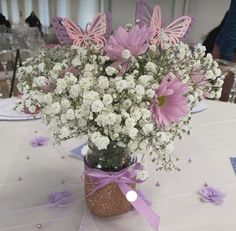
xmin=155 ymin=182 xmax=160 ymax=187
xmin=126 ymin=190 xmax=137 ymax=202
xmin=36 ymin=223 xmax=42 ymax=229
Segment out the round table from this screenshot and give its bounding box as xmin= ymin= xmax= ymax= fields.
xmin=0 ymin=100 xmax=235 ymax=231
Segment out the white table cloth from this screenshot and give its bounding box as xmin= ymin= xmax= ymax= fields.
xmin=0 ymin=99 xmax=236 ymax=231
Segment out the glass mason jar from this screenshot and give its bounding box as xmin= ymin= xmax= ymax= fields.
xmin=85 ymin=140 xmax=132 ymax=172
xmin=84 ymin=140 xmax=135 ymax=217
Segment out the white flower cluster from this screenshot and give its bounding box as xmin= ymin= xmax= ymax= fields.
xmin=16 ymin=43 xmax=223 ymax=171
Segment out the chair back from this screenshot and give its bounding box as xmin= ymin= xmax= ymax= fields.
xmin=219 ymin=71 xmax=235 ymax=102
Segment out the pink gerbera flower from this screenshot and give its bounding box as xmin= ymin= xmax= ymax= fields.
xmin=105 ymin=25 xmax=150 ymax=74
xmin=105 ymin=25 xmax=150 ymax=61
xmin=150 ymin=75 xmax=189 ymax=126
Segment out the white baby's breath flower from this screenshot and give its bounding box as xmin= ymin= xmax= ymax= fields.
xmin=65 ymin=109 xmax=75 ymax=120
xmin=149 ymin=44 xmax=157 ymax=52
xmin=33 ymin=76 xmax=46 ymax=87
xmin=141 ymin=108 xmax=151 ymax=120
xmin=145 ymin=62 xmax=157 ymax=74
xmin=64 ymin=73 xmax=77 ymax=85
xmin=83 ymin=91 xmax=99 ymax=105
xmin=104 ymin=113 xmax=117 ymax=126
xmin=125 ymin=118 xmax=136 ymax=128
xmin=139 ymin=75 xmax=153 ymax=87
xmin=158 ymin=132 xmax=170 ymax=143
xmin=136 ymin=170 xmax=148 ymax=181
xmin=55 ymin=79 xmax=67 ymax=94
xmin=90 ymin=132 xmax=110 ymax=150
xmin=98 ymin=76 xmax=109 ymax=89
xmin=44 ymin=102 xmax=61 ymax=115
xmin=142 ymin=123 xmax=154 ymax=134
xmin=116 ymin=80 xmax=128 ymax=92
xmin=105 ymin=66 xmax=117 ymax=76
xmin=128 ymin=127 xmax=138 ymax=139
xmin=146 ymin=89 xmax=155 ymax=98
xmin=38 ymin=63 xmax=45 ymax=72
xmin=135 ymin=85 xmax=145 ymax=96
xmin=121 ymin=99 xmax=132 ymax=110
xmin=103 ymin=94 xmax=113 ymax=106
xmin=59 ymin=127 xmax=70 ymax=139
xmin=69 ymin=84 xmax=80 ymax=98
xmin=84 ymin=64 xmax=95 ymax=72
xmin=122 ymin=49 xmax=131 ymax=59
xmin=91 ymin=100 xmax=104 ymax=113
xmin=40 ymin=93 xmax=53 ymax=104
xmin=128 ymin=140 xmax=138 ymax=153
xmin=72 ymin=55 xmax=81 ymax=66
xmin=52 ymin=63 xmax=62 ymax=72
xmin=25 ymin=66 xmax=33 ymax=74
xmin=131 ymin=109 xmax=142 ymax=121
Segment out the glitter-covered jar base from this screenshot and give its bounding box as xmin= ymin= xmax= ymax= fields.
xmin=84 ymin=140 xmax=134 ymax=217
xmin=85 ymin=175 xmax=135 ymax=217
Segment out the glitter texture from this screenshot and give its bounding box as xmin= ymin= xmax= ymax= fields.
xmin=85 ymin=176 xmax=135 ymax=217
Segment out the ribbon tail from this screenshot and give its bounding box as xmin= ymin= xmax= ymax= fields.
xmin=119 ymin=183 xmax=160 ymax=231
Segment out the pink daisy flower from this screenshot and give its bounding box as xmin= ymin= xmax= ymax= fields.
xmin=105 ymin=25 xmax=150 ymax=61
xmin=150 ymin=75 xmax=189 ymax=126
xmin=105 ymin=25 xmax=150 ymax=74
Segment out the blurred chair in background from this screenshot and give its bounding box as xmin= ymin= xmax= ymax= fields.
xmin=219 ymin=71 xmax=235 ymax=102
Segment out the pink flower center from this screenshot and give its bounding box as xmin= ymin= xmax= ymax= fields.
xmin=156 ymin=96 xmax=165 ymax=107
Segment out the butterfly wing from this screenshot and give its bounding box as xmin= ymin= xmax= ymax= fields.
xmin=163 ymin=16 xmax=192 ymax=45
xmin=63 ymin=18 xmax=86 ymax=47
xmin=150 ymin=5 xmax=162 ymax=46
xmin=52 ymin=17 xmax=73 ymax=44
xmin=135 ymin=0 xmax=153 ymax=26
xmin=86 ymin=13 xmax=107 ymax=49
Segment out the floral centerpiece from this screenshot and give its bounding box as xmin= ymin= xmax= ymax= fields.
xmin=15 ymin=2 xmax=223 ymax=229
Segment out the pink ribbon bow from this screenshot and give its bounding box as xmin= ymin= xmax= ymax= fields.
xmin=83 ymin=162 xmax=160 ymax=230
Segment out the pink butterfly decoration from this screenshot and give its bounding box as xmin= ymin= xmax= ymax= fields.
xmin=135 ymin=0 xmax=153 ymax=26
xmin=63 ymin=13 xmax=109 ymax=49
xmin=52 ymin=17 xmax=73 ymax=44
xmin=150 ymin=5 xmax=192 ymax=49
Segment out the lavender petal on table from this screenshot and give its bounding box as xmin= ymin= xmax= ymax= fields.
xmin=198 ymin=184 xmax=225 ymax=204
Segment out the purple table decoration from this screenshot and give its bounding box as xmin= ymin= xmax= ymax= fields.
xmin=198 ymin=184 xmax=225 ymax=204
xmin=47 ymin=190 xmax=73 ymax=208
xmin=31 ymin=136 xmax=49 ymax=147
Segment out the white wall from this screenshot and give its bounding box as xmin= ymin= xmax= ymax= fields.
xmin=187 ymin=0 xmax=230 ymax=44
xmin=111 ymin=0 xmax=231 ymax=44
xmin=0 ymin=0 xmax=231 ymax=44
xmin=111 ymin=0 xmax=175 ymax=29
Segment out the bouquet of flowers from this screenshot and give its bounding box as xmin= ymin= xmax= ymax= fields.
xmin=16 ymin=5 xmax=223 ymax=172
xmin=16 ymin=1 xmax=224 ymax=227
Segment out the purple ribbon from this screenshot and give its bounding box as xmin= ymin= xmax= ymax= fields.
xmin=83 ymin=162 xmax=160 ymax=230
